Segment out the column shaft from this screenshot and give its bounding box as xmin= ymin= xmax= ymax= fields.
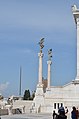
xmin=72 ymin=5 xmax=79 ymax=80
xmin=47 ymin=61 xmax=52 ymax=88
xmin=77 ymin=19 xmax=79 ymax=78
xmin=38 ymin=53 xmax=43 ymax=85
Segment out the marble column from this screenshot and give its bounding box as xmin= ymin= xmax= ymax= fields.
xmin=47 ymin=60 xmax=52 ymax=88
xmin=77 ymin=18 xmax=79 ymax=79
xmin=72 ymin=5 xmax=79 ymax=79
xmin=38 ymin=52 xmax=44 ymax=86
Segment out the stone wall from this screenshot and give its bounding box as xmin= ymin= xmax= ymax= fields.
xmin=0 ymin=109 xmax=8 ymax=115
xmin=13 ymin=100 xmax=33 ymax=113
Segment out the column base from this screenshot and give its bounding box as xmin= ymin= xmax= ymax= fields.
xmin=33 ymin=83 xmax=44 ymax=113
xmin=75 ymin=76 xmax=79 ymax=80
xmin=72 ymin=79 xmax=79 ymax=84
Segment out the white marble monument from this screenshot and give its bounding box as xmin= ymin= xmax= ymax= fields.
xmin=33 ymin=38 xmax=44 ymax=113
xmin=33 ymin=5 xmax=79 ymax=114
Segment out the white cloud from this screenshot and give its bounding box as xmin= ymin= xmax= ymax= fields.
xmin=0 ymin=82 xmax=9 ymax=91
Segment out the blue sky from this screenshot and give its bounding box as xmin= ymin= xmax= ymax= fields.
xmin=0 ymin=0 xmax=79 ymax=97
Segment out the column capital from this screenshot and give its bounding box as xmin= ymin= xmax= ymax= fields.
xmin=38 ymin=52 xmax=44 ymax=57
xmin=72 ymin=5 xmax=79 ymax=24
xmin=47 ymin=60 xmax=52 ymax=65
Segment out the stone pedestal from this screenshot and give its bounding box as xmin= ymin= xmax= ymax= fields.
xmin=36 ymin=84 xmax=44 ymax=95
xmin=33 ymin=84 xmax=44 ymax=113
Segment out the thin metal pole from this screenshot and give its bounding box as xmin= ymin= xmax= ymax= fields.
xmin=19 ymin=66 xmax=22 ymax=97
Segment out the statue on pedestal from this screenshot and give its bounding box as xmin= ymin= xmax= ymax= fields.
xmin=38 ymin=38 xmax=44 ymax=53
xmin=48 ymin=49 xmax=52 ymax=61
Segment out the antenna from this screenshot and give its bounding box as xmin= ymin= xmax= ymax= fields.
xmin=19 ymin=66 xmax=22 ymax=97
